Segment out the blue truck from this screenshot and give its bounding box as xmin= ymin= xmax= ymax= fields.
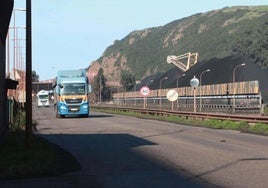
xmin=53 ymin=69 xmax=91 ymax=118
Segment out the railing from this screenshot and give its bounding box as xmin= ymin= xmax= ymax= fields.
xmin=92 ymin=105 xmax=268 ymax=124
xmin=112 ymin=94 xmax=262 ymax=114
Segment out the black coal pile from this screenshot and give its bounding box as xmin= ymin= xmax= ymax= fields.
xmin=139 ymin=54 xmax=268 ymax=103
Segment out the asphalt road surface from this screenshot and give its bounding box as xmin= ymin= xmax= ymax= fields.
xmin=2 ymin=105 xmax=268 ymax=188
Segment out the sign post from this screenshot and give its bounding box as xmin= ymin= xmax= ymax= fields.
xmin=140 ymin=86 xmax=150 ymax=109
xmin=167 ymin=89 xmax=179 ymax=111
xmin=190 ymin=76 xmax=199 ymax=113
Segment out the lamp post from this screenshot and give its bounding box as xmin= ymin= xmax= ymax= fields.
xmin=176 ymin=73 xmax=185 ymax=108
xmin=199 ymin=69 xmax=210 ymax=112
xmin=145 ymin=79 xmax=153 ymax=107
xmin=99 ymin=78 xmax=102 ymax=104
xmin=232 ymin=63 xmax=246 ymax=113
xmin=134 ymin=81 xmax=141 ymax=91
xmin=159 ymin=77 xmax=168 ymax=108
xmin=134 ymin=81 xmax=141 ymax=106
xmin=190 ymin=75 xmax=199 ymax=113
xmin=9 ymin=26 xmax=26 ymax=79
xmin=13 ymin=8 xmax=26 ymax=80
xmin=12 ymin=38 xmax=26 ymax=72
xmin=6 ymin=29 xmax=11 ymax=77
xmin=177 ymin=74 xmax=185 ymax=88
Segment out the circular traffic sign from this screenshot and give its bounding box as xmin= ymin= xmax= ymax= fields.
xmin=167 ymin=89 xmax=178 ymax=102
xmin=140 ymin=86 xmax=150 ymax=96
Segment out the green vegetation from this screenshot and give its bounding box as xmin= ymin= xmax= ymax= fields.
xmin=91 ymin=68 xmax=113 ymax=101
xmin=0 ymin=110 xmax=81 ymax=179
xmin=249 ymin=123 xmax=268 ymax=135
xmin=90 ymin=6 xmax=268 ymax=81
xmin=120 ymin=70 xmax=136 ymax=91
xmin=92 ymin=107 xmax=268 ymax=136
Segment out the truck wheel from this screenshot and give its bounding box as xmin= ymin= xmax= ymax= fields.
xmin=56 ymin=111 xmax=61 ymax=118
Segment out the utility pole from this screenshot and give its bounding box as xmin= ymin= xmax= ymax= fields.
xmin=0 ymin=0 xmax=14 ymax=135
xmin=25 ymin=0 xmax=32 ymax=147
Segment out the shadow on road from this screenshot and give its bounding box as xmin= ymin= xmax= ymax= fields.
xmin=88 ymin=114 xmax=114 ymax=118
xmin=40 ymin=133 xmax=215 ymax=188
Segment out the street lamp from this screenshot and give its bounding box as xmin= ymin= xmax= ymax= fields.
xmin=232 ymin=63 xmax=246 ymax=113
xmin=176 ymin=73 xmax=185 ymax=108
xmin=199 ymin=69 xmax=210 ymax=112
xmin=159 ymin=77 xmax=168 ymax=108
xmin=177 ymin=74 xmax=185 ymax=88
xmin=14 ymin=38 xmax=26 ymax=71
xmin=9 ymin=26 xmax=26 ymax=80
xmin=145 ymin=80 xmax=153 ymax=107
xmin=190 ymin=75 xmax=199 ymax=113
xmin=134 ymin=81 xmax=141 ymax=106
xmin=134 ymin=81 xmax=141 ymax=91
xmin=99 ymin=78 xmax=102 ymax=104
xmin=13 ymin=8 xmax=26 ymax=80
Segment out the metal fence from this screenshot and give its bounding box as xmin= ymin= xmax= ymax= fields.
xmin=112 ymin=80 xmax=262 ymax=114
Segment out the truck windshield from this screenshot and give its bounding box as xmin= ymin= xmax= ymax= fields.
xmin=61 ymin=83 xmax=86 ymax=95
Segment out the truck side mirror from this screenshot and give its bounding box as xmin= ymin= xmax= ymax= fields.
xmin=55 ymin=85 xmax=63 ymax=94
xmin=59 ymin=84 xmax=64 ymax=89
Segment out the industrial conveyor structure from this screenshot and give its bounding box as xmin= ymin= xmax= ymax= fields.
xmin=167 ymin=52 xmax=198 ymax=72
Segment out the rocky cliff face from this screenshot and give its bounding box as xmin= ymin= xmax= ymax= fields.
xmin=87 ymin=6 xmax=268 ymax=86
xmin=89 ymin=53 xmax=128 ymax=82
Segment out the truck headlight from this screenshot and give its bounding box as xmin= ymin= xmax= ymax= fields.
xmin=82 ymin=104 xmax=88 ymax=109
xmin=60 ymin=105 xmax=67 ymax=110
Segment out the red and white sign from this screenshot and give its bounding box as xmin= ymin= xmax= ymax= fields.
xmin=140 ymin=86 xmax=150 ymax=96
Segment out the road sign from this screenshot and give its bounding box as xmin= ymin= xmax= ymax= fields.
xmin=140 ymin=86 xmax=150 ymax=96
xmin=167 ymin=89 xmax=178 ymax=102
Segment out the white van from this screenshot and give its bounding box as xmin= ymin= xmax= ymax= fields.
xmin=37 ymin=90 xmax=50 ymax=107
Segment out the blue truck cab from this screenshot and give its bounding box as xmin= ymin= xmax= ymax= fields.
xmin=53 ymin=70 xmax=91 ymax=118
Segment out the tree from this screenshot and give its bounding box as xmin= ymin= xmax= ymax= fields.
xmin=32 ymin=70 xmax=39 ymax=82
xmin=231 ymin=21 xmax=268 ymax=67
xmin=92 ymin=68 xmax=110 ymax=102
xmin=120 ymin=70 xmax=136 ymax=91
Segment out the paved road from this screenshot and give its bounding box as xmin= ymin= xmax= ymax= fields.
xmin=2 ymin=105 xmax=268 ymax=187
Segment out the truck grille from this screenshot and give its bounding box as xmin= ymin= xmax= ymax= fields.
xmin=65 ymin=98 xmax=83 ymax=104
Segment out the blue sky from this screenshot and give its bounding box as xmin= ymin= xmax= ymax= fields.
xmin=12 ymin=0 xmax=267 ymax=81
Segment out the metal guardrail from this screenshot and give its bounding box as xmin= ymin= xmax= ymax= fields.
xmin=92 ymin=105 xmax=268 ymax=124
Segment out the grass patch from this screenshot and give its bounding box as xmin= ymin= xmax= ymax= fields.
xmin=248 ymin=123 xmax=268 ymax=135
xmin=92 ymin=107 xmax=267 ymax=136
xmin=0 ymin=110 xmax=81 ymax=179
xmin=201 ymin=119 xmax=249 ymax=130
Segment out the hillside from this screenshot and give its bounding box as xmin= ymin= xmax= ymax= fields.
xmin=87 ymin=5 xmax=268 ymax=84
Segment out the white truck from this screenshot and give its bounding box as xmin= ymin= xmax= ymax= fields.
xmin=36 ymin=90 xmax=50 ymax=107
